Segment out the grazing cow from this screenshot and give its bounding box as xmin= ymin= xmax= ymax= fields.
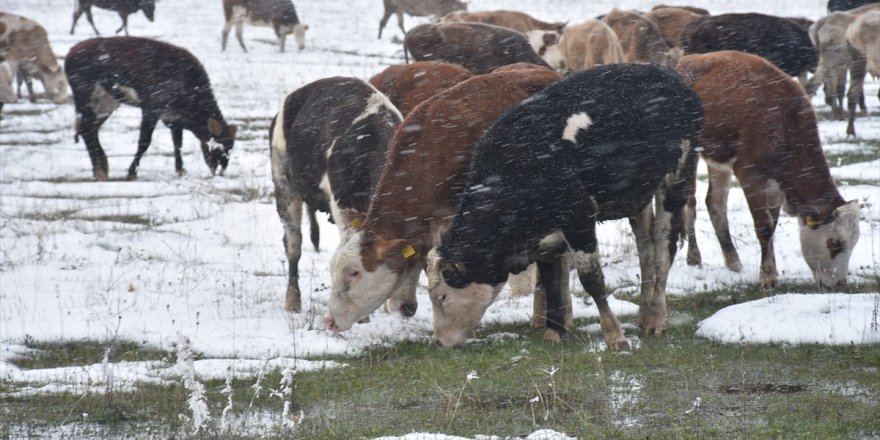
xmin=602 ymin=9 xmax=676 ymax=66
xmin=222 ymin=0 xmax=308 ymax=52
xmin=681 ymin=13 xmax=818 ymax=78
xmin=65 ymin=37 xmax=237 ymax=181
xmin=270 ymin=77 xmax=402 ymax=312
xmin=643 ymin=7 xmax=704 ymax=49
xmin=679 ymin=51 xmax=860 ymax=289
xmin=845 ymin=10 xmax=880 ymax=137
xmin=0 ymin=13 xmax=69 ymax=104
xmin=554 ymin=19 xmax=625 ymax=72
xmin=324 ymin=67 xmax=563 ymax=334
xmin=71 ymin=0 xmax=155 ymax=36
xmin=378 ymin=0 xmax=466 ymax=39
xmin=404 ymin=22 xmax=551 ymax=74
xmin=441 ymin=10 xmax=566 ymax=34
xmin=651 ymin=4 xmax=710 ymax=16
xmin=430 ymin=64 xmax=703 ymax=346
xmin=828 ymin=0 xmax=876 ymax=12
xmin=369 ymin=61 xmax=472 ymax=116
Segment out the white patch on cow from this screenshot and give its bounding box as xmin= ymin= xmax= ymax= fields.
xmin=88 ymin=83 xmax=120 ymax=120
xmin=118 ymin=86 xmax=140 ymax=105
xmin=799 ymin=200 xmax=860 ymax=289
xmin=353 ymin=86 xmax=403 ymax=125
xmin=0 ymin=61 xmax=15 ymax=103
xmin=318 ymin=172 xmax=350 ymax=238
xmin=270 ymin=105 xmax=287 ymax=154
xmin=703 ymin=156 xmax=736 ymax=173
xmin=562 ymin=112 xmax=592 ymax=143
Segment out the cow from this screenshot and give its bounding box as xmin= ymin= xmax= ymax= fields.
xmin=679 ymin=51 xmax=860 ymax=289
xmin=222 ymin=0 xmax=307 ymax=52
xmin=369 ymin=61 xmax=472 ymax=117
xmin=269 ymin=77 xmax=402 ymax=312
xmin=70 ymin=0 xmax=155 ymax=36
xmin=602 ymin=9 xmax=677 ymax=67
xmin=429 ymin=64 xmax=703 ymax=346
xmin=845 ymin=10 xmax=880 ymax=137
xmin=378 ymin=0 xmax=466 ymax=39
xmin=643 ymin=7 xmax=704 ymax=50
xmin=0 ymin=13 xmax=69 ymax=104
xmin=441 ymin=10 xmax=565 ymax=34
xmin=828 ymin=0 xmax=876 ymax=12
xmin=323 ymin=66 xmax=563 ymax=334
xmin=0 ymin=61 xmax=14 ymax=118
xmin=65 ymin=37 xmax=237 ymax=181
xmin=651 ymin=4 xmax=710 ymax=16
xmin=404 ymin=22 xmax=551 ymax=74
xmin=553 ymin=19 xmax=625 ymax=72
xmin=681 ymin=13 xmax=818 ymax=78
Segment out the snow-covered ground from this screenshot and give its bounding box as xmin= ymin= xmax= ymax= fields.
xmin=1 ymin=0 xmax=878 ymax=436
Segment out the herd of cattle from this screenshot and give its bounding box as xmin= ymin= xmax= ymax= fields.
xmin=0 ymin=0 xmax=875 ymax=348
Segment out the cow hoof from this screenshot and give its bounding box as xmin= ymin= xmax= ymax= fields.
xmin=726 ymin=260 xmax=743 ymax=273
xmin=177 ymin=168 xmax=187 ymax=177
xmin=94 ymin=169 xmax=109 ymax=181
xmin=284 ymin=287 xmax=301 ymax=312
xmin=543 ymin=328 xmax=563 ymax=343
xmin=126 ymin=172 xmax=138 ymax=181
xmin=605 ymin=336 xmax=628 ymax=351
xmin=640 ymin=315 xmax=666 ymax=336
xmin=686 ymin=250 xmax=702 ymax=266
xmin=760 ymin=276 xmax=778 ymax=289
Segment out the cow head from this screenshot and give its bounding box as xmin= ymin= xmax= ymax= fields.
xmin=799 ymin=200 xmax=860 ymax=289
xmin=201 ymin=117 xmax=236 ymax=176
xmin=293 ymin=24 xmax=308 ymax=50
xmin=140 ymin=0 xmax=155 ymax=21
xmin=40 ymin=64 xmax=69 ymax=104
xmin=526 ymin=31 xmax=564 ymax=71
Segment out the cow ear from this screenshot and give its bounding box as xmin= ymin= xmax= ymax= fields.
xmin=374 ymin=237 xmax=418 ymax=271
xmin=542 ymin=32 xmax=558 ymax=46
xmin=207 ymin=118 xmax=224 ymax=137
xmin=797 ymin=205 xmax=822 ymax=227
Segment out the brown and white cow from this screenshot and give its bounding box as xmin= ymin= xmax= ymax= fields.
xmin=270 ymin=77 xmax=402 ymax=312
xmin=602 ymin=9 xmax=677 ymax=67
xmin=369 ymin=61 xmax=472 ymax=117
xmin=65 ymin=37 xmax=236 ymax=181
xmin=845 ymin=10 xmax=880 ymax=137
xmin=553 ymin=19 xmax=625 ymax=72
xmin=404 ymin=22 xmax=551 ymax=74
xmin=679 ymin=51 xmax=860 ymax=289
xmin=0 ymin=13 xmax=69 ymax=104
xmin=643 ymin=6 xmax=703 ymax=50
xmin=222 ymin=0 xmax=308 ymax=52
xmin=651 ymin=4 xmax=710 ymax=16
xmin=378 ymin=0 xmax=466 ymax=39
xmin=324 ymin=66 xmax=562 ymax=333
xmin=441 ymin=10 xmax=565 ymax=34
xmin=71 ymin=0 xmax=155 ymax=36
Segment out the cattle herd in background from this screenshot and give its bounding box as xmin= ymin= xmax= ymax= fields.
xmin=0 ymin=0 xmax=875 ymax=347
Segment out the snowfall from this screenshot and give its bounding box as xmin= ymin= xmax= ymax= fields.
xmin=0 ymin=0 xmax=878 ymax=438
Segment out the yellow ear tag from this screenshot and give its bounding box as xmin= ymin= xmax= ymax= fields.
xmin=805 ymin=216 xmax=821 ymax=227
xmin=402 ymin=244 xmax=416 ymax=259
xmin=350 ymin=218 xmax=362 ymax=229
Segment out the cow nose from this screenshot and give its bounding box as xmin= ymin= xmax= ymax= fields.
xmin=400 ymin=302 xmax=418 ymax=317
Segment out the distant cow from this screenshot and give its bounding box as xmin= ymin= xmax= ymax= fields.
xmin=643 ymin=6 xmax=703 ymax=49
xmin=270 ymin=77 xmax=402 ymax=312
xmin=844 ymin=10 xmax=880 ymax=136
xmin=828 ymin=0 xmax=876 ymax=12
xmin=681 ymin=13 xmax=818 ymax=78
xmin=554 ymin=19 xmax=625 ymax=72
xmin=404 ymin=22 xmax=551 ymax=74
xmin=679 ymin=51 xmax=860 ymax=289
xmin=441 ymin=10 xmax=565 ymax=34
xmin=603 ymin=9 xmax=676 ymax=66
xmin=65 ymin=37 xmax=237 ymax=181
xmin=222 ymin=0 xmax=308 ymax=52
xmin=0 ymin=13 xmax=69 ymax=104
xmin=324 ymin=67 xmax=562 ymax=334
xmin=0 ymin=61 xmax=14 ymax=117
xmin=369 ymin=61 xmax=472 ymax=116
xmin=71 ymin=0 xmax=155 ymax=36
xmin=431 ymin=64 xmax=703 ymax=345
xmin=378 ymin=0 xmax=466 ymax=39
xmin=651 ymin=4 xmax=710 ymax=16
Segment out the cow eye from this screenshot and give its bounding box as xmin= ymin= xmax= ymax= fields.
xmin=347 ymin=269 xmax=360 ymax=279
xmin=826 ymin=239 xmax=845 ymax=259
xmin=439 ymin=294 xmax=447 ymax=303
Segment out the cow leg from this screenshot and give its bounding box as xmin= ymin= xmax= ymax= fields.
xmin=307 ymin=206 xmax=320 ymax=251
xmin=84 ymin=7 xmax=100 ymax=35
xmin=378 ymin=9 xmax=394 ymax=39
xmin=846 ymin=49 xmax=867 ymax=137
xmin=221 ymin=21 xmax=233 ymax=51
xmin=126 ymin=112 xmax=159 ymax=180
xmin=280 ymin=195 xmax=304 ymax=312
xmin=685 ymin=166 xmax=701 ymax=266
xmin=571 ymin=249 xmax=624 ymax=349
xmin=384 ymin=263 xmax=421 ymax=317
xmin=115 ymin=14 xmax=130 ymax=36
xmin=235 ymin=21 xmax=248 ymax=52
xmin=826 ymin=66 xmax=847 ymax=120
xmin=535 ymin=252 xmax=568 ymax=342
xmin=629 ymin=204 xmax=664 ymax=334
xmin=171 ymin=126 xmax=186 ymax=176
xmin=79 ymin=111 xmax=111 ymax=181
xmin=704 ymin=161 xmax=743 ymax=272
xmin=16 ymin=70 xmax=35 ymax=103
xmin=740 ymin=178 xmax=783 ymax=288
xmin=278 ymin=33 xmax=286 ymax=52
xmin=395 ymin=11 xmax=406 ymax=36
xmin=71 ymin=6 xmax=84 ymax=34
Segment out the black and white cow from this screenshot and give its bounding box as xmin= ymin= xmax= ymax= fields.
xmin=429 ymin=64 xmax=703 ymax=346
xmin=269 ymin=77 xmax=402 ymax=312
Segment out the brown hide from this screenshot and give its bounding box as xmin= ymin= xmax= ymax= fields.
xmin=223 ymin=0 xmax=300 ymax=25
xmin=359 ymin=67 xmax=562 ymax=271
xmin=379 ymin=0 xmax=466 ymax=38
xmin=643 ymin=7 xmax=703 ymax=48
xmin=369 ymin=61 xmax=472 ymax=116
xmin=442 ymin=10 xmax=565 ymax=33
xmin=603 ymin=9 xmax=673 ymax=65
xmin=558 ymin=19 xmax=625 ymax=71
xmin=651 ymin=4 xmax=710 ymax=16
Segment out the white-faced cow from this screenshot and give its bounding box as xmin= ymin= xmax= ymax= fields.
xmin=552 ymin=19 xmax=625 ymax=72
xmin=441 ymin=10 xmax=566 ymax=34
xmin=431 ymin=64 xmax=703 ymax=346
xmin=603 ymin=9 xmax=677 ymax=66
xmin=323 ymin=66 xmax=563 ymax=335
xmin=71 ymin=0 xmax=155 ymax=36
xmin=845 ymin=10 xmax=880 ymax=137
xmin=222 ymin=0 xmax=308 ymax=52
xmin=0 ymin=12 xmax=69 ymax=104
xmin=270 ymin=77 xmax=402 ymax=312
xmin=404 ymin=22 xmax=551 ymax=74
xmin=369 ymin=61 xmax=472 ymax=117
xmin=378 ymin=0 xmax=466 ymax=39
xmin=65 ymin=37 xmax=237 ymax=181
xmin=679 ymin=51 xmax=860 ymax=289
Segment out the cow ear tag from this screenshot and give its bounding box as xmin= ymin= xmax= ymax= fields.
xmin=402 ymin=244 xmax=416 ymax=259
xmin=351 ymin=218 xmax=362 ymax=229
xmin=805 ymin=216 xmax=821 ymax=227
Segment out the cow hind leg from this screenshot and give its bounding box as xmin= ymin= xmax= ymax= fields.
xmin=741 ymin=178 xmax=783 ymax=288
xmin=115 ymin=13 xmax=129 ymax=35
xmin=395 ymin=11 xmax=406 ymax=36
xmin=171 ymin=126 xmax=186 ymax=176
xmin=535 ymin=253 xmax=568 ymax=343
xmin=307 ymin=206 xmax=320 ymax=251
xmin=378 ymin=9 xmax=393 ymax=38
xmin=573 ymin=250 xmax=625 ymax=349
xmin=279 ymin=195 xmax=305 ymax=312
xmin=71 ymin=7 xmax=84 ymax=34
xmin=127 ymin=113 xmax=159 ymax=180
xmin=705 ymin=161 xmax=743 ymax=272
xmin=846 ymin=50 xmax=867 ymax=137
xmin=78 ymin=111 xmax=111 ymax=181
xmin=221 ymin=21 xmax=233 ymax=50
xmin=235 ymin=21 xmax=248 ymax=52
xmin=630 ymin=205 xmax=665 ymax=334
xmin=84 ymin=7 xmax=100 ymax=35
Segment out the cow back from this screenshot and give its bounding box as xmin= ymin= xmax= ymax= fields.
xmin=369 ymin=61 xmax=472 ymax=116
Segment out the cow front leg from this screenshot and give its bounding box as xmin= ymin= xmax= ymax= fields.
xmin=79 ymin=112 xmax=110 ymax=181
xmin=280 ymin=195 xmax=304 ymax=312
xmin=127 ymin=113 xmax=159 ymax=180
xmin=71 ymin=7 xmax=84 ymax=34
xmin=705 ymin=161 xmax=743 ymax=272
xmin=741 ymin=179 xmax=782 ymax=288
xmin=395 ymin=11 xmax=406 ymax=36
xmin=84 ymin=7 xmax=100 ymax=35
xmin=115 ymin=14 xmax=129 ymax=36
xmin=171 ymin=126 xmax=186 ymax=176
xmin=378 ymin=10 xmax=393 ymax=39
xmin=221 ymin=21 xmax=233 ymax=51
xmin=535 ymin=253 xmax=568 ymax=342
xmin=846 ymin=49 xmax=866 ymax=137
xmin=630 ymin=205 xmax=664 ymax=334
xmin=278 ymin=33 xmax=286 ymax=52
xmin=573 ymin=250 xmax=624 ymax=350
xmin=235 ymin=22 xmax=247 ymax=52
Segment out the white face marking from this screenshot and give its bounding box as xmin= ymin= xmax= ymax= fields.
xmin=562 ymin=112 xmax=592 ymax=143
xmin=293 ymin=24 xmax=308 ymax=50
xmin=799 ymin=201 xmax=860 ymax=289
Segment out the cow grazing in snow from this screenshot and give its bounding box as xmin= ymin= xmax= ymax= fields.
xmin=602 ymin=9 xmax=677 ymax=66
xmin=378 ymin=0 xmax=466 ymax=39
xmin=681 ymin=13 xmax=818 ymax=78
xmin=536 ymin=19 xmax=624 ymax=72
xmin=404 ymin=22 xmax=551 ymax=74
xmin=0 ymin=12 xmax=69 ymax=104
xmin=643 ymin=7 xmax=703 ymax=50
xmin=270 ymin=77 xmax=402 ymax=312
xmin=441 ymin=10 xmax=566 ymax=34
xmin=71 ymin=0 xmax=155 ymax=36
xmin=222 ymin=0 xmax=308 ymax=52
xmin=324 ymin=66 xmax=562 ymax=334
xmin=429 ymin=64 xmax=702 ymax=345
xmin=65 ymin=37 xmax=237 ymax=181
xmin=679 ymin=51 xmax=860 ymax=289
xmin=845 ymin=10 xmax=880 ymax=137
xmin=369 ymin=61 xmax=472 ymax=117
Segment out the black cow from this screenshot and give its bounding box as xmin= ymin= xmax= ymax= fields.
xmin=65 ymin=37 xmax=237 ymax=181
xmin=71 ymin=0 xmax=155 ymax=36
xmin=431 ymin=64 xmax=703 ymax=346
xmin=828 ymin=0 xmax=876 ymax=12
xmin=269 ymin=77 xmax=402 ymax=312
xmin=404 ymin=22 xmax=551 ymax=74
xmin=681 ymin=13 xmax=818 ymax=77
